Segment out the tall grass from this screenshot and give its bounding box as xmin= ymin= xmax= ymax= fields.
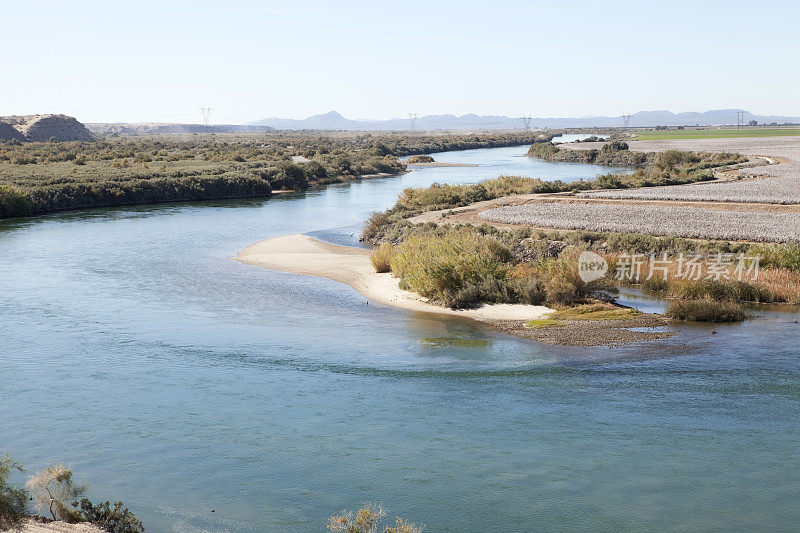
xmin=369 ymin=242 xmax=394 ymax=273
xmin=665 ymin=300 xmax=747 ymax=322
xmin=389 ymin=230 xmax=514 ymax=308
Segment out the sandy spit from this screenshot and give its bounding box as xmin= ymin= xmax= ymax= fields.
xmin=235 ymin=234 xmax=552 ymax=322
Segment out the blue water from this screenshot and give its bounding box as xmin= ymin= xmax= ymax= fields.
xmin=1 ymin=145 xmax=798 ymax=532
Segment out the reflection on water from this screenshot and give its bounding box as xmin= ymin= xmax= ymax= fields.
xmin=1 ymin=145 xmax=799 ymax=532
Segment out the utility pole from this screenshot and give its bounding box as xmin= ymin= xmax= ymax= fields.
xmin=737 ymin=110 xmax=746 ymax=130
xmin=622 ymin=114 xmax=632 ymax=129
xmin=521 ymin=115 xmax=532 ymax=131
xmin=408 ymin=113 xmax=418 ymax=133
xmin=200 ymin=107 xmax=213 ymax=127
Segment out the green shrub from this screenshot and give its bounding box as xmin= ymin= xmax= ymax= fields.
xmin=406 ymin=154 xmax=434 ymax=163
xmin=0 ymin=184 xmax=33 ymax=217
xmin=78 ymin=499 xmax=145 ymax=533
xmin=389 ymin=230 xmax=513 ymax=308
xmin=0 ymin=451 xmax=28 ymax=532
xmin=665 ymin=300 xmax=747 ymax=322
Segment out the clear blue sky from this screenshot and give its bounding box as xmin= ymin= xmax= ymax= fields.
xmin=1 ymin=0 xmax=798 ymax=124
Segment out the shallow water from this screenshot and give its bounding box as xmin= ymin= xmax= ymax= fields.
xmin=1 ymin=145 xmax=799 ymax=532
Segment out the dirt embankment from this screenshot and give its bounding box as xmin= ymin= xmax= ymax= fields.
xmin=1 ymin=114 xmax=93 ymax=142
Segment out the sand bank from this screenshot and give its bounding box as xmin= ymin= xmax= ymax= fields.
xmin=22 ymin=519 xmax=104 ymax=533
xmin=236 ymin=234 xmax=552 ymax=322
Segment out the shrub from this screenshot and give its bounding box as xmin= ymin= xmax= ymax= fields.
xmin=369 ymin=242 xmax=394 ymax=273
xmin=0 ymin=451 xmax=28 ymax=532
xmin=0 ymin=185 xmax=33 ymax=217
xmin=406 ymin=155 xmax=434 ymax=163
xmin=78 ymin=499 xmax=145 ymax=533
xmin=327 ymin=505 xmax=420 ymax=533
xmin=665 ymin=300 xmax=747 ymax=322
xmin=26 ymin=464 xmax=87 ymax=522
xmin=389 ymin=230 xmax=513 ymax=308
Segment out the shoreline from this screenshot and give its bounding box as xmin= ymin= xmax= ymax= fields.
xmin=236 ymin=234 xmax=553 ymax=322
xmin=235 ymin=234 xmax=673 ymax=346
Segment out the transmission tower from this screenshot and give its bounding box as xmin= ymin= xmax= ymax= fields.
xmin=408 ymin=113 xmax=419 ymax=133
xmin=622 ymin=114 xmax=632 ymax=129
xmin=200 ymin=107 xmax=213 ymax=127
xmin=521 ymin=115 xmax=532 ymax=131
xmin=737 ymin=110 xmax=746 ymax=130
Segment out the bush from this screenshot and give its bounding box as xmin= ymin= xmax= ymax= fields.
xmin=389 ymin=230 xmax=513 ymax=308
xmin=667 ymin=279 xmax=778 ymax=303
xmin=78 ymin=499 xmax=145 ymax=533
xmin=406 ymin=155 xmax=434 ymax=163
xmin=0 ymin=451 xmax=28 ymax=532
xmin=0 ymin=184 xmax=33 ymax=217
xmin=26 ymin=464 xmax=87 ymax=522
xmin=369 ymin=242 xmax=394 ymax=273
xmin=665 ymin=300 xmax=747 ymax=322
xmin=328 ymin=505 xmax=420 ymax=533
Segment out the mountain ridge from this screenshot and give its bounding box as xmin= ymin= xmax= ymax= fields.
xmin=251 ymin=109 xmax=800 ymax=131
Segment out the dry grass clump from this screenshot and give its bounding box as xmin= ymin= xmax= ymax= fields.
xmin=369 ymin=242 xmax=394 ymax=273
xmin=478 ymin=201 xmax=800 ymax=242
xmin=327 ymin=505 xmax=421 ymax=533
xmin=665 ymin=300 xmax=747 ymax=322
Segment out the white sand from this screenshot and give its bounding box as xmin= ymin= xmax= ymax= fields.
xmin=22 ymin=519 xmax=105 ymax=533
xmin=236 ymin=234 xmax=552 ymax=322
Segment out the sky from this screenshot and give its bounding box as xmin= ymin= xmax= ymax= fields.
xmin=1 ymin=0 xmax=798 ymax=124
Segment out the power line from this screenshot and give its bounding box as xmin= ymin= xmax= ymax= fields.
xmin=200 ymin=107 xmax=213 ymax=127
xmin=622 ymin=114 xmax=632 ymax=129
xmin=408 ymin=113 xmax=418 ymax=133
xmin=737 ymin=110 xmax=746 ymax=130
xmin=520 ymin=115 xmax=532 ymax=131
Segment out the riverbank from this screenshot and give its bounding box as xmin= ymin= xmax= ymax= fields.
xmin=22 ymin=518 xmax=104 ymax=533
xmin=236 ymin=234 xmax=672 ymax=345
xmin=236 ymin=234 xmax=552 ymax=321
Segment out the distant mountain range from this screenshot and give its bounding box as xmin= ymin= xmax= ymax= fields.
xmin=250 ymin=109 xmax=800 ymax=131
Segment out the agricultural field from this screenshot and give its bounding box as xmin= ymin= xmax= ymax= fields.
xmin=631 ymin=127 xmax=800 ymax=141
xmin=477 ymin=200 xmax=800 ymax=243
xmin=573 ymin=136 xmax=800 ymax=204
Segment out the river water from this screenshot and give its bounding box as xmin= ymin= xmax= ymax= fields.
xmin=1 ymin=145 xmax=798 ymax=532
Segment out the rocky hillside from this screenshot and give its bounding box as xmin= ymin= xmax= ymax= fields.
xmin=0 ymin=114 xmax=93 ymax=141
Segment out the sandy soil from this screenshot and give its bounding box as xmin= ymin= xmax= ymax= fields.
xmin=236 ymin=234 xmax=552 ymax=322
xmin=22 ymin=518 xmax=104 ymax=533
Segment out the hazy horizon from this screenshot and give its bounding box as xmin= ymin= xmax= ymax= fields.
xmin=2 ymin=0 xmax=798 ymax=124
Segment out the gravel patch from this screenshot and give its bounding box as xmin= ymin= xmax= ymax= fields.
xmin=563 ymin=137 xmax=800 ymax=204
xmin=478 ymin=201 xmax=800 ymax=242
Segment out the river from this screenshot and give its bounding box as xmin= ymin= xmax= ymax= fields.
xmin=1 ymin=145 xmax=798 ymax=532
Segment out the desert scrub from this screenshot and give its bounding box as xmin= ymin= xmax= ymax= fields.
xmin=389 ymin=230 xmax=515 ymax=308
xmin=665 ymin=300 xmax=748 ymax=322
xmin=0 ymin=130 xmax=545 ymax=218
xmin=369 ymin=242 xmax=394 ymax=273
